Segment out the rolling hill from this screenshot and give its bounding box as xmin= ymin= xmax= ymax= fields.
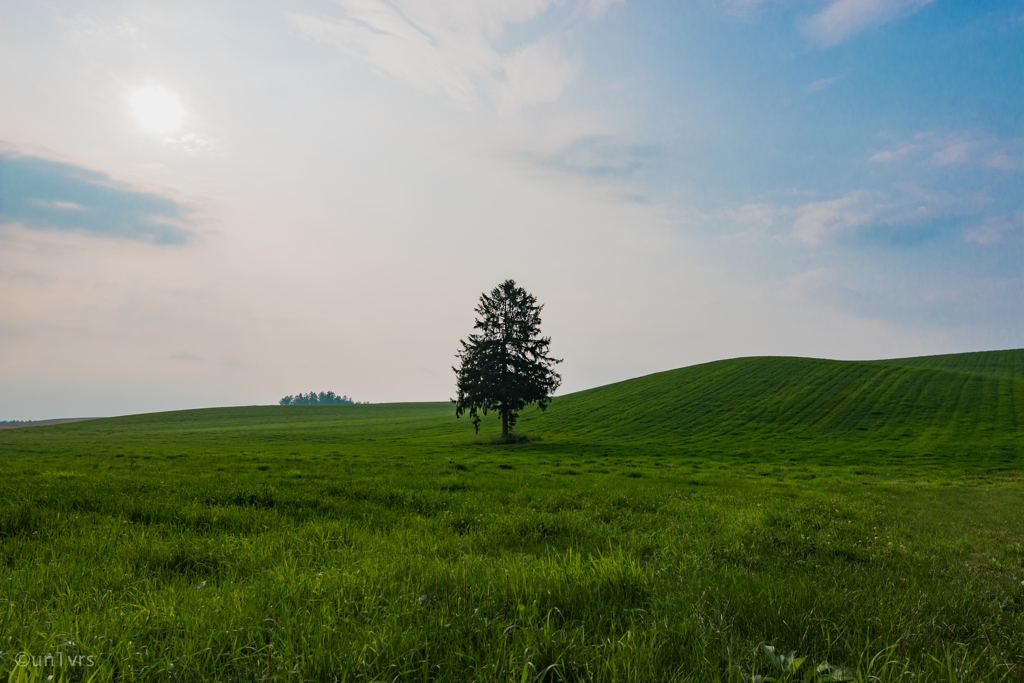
xmin=528 ymin=350 xmax=1023 ymax=439
xmin=518 ymin=349 xmax=1023 ymax=469
xmin=2 ymin=349 xmax=1020 ymax=472
xmin=1 ymin=350 xmax=1022 ymax=681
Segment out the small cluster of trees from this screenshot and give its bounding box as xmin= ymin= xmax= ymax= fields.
xmin=278 ymin=279 xmax=560 ymax=441
xmin=279 ymin=391 xmax=362 ymax=406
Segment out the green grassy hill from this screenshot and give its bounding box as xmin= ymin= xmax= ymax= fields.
xmin=880 ymin=347 xmax=1024 ymax=380
xmin=534 ymin=350 xmax=1024 ymax=438
xmin=523 ymin=349 xmax=1024 ymax=468
xmin=4 ymin=349 xmax=1021 ymax=473
xmin=1 ymin=350 xmax=1022 ymax=681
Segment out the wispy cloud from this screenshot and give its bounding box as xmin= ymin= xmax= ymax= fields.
xmin=161 ymin=133 xmax=215 ymax=156
xmin=804 ymin=74 xmax=843 ymax=92
xmin=58 ymin=12 xmax=139 ymax=45
xmin=790 ymin=189 xmax=889 ymax=245
xmin=285 ymin=4 xmax=488 ymax=104
xmin=530 ymin=135 xmax=660 ymax=180
xmin=963 ymin=213 xmax=1023 ymax=245
xmin=0 ymin=153 xmax=191 ymax=244
xmin=497 ymin=37 xmax=579 ymax=113
xmin=870 ymin=130 xmax=1024 ymax=169
xmin=718 ymin=202 xmax=783 ymax=243
xmin=32 ymin=199 xmax=86 ymax=211
xmin=802 ymin=0 xmax=935 ymax=46
xmin=579 ymin=0 xmax=625 ymax=20
xmin=722 ymin=185 xmax=988 ymax=246
xmin=778 ymin=266 xmax=840 ymax=304
xmin=703 ymin=0 xmax=775 ymax=19
xmin=285 ymin=0 xmax=606 ymax=110
xmin=792 ymin=186 xmax=990 ymax=245
xmin=708 ymin=0 xmax=934 ymax=45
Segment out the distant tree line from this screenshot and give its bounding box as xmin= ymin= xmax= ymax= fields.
xmin=279 ymin=391 xmax=364 ymax=406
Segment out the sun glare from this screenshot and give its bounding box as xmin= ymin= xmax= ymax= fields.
xmin=128 ymin=85 xmax=184 ymax=134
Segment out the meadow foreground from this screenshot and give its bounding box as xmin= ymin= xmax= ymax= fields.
xmin=1 ymin=351 xmax=1022 ymax=682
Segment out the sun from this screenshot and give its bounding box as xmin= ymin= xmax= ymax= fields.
xmin=128 ymin=85 xmax=184 ymax=135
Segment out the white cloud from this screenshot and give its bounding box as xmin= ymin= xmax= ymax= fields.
xmin=803 ymin=0 xmax=934 ymax=46
xmin=286 ymin=0 xmax=600 ymax=110
xmin=868 ymin=142 xmax=916 ymax=163
xmin=732 ymin=202 xmax=780 ymax=227
xmin=284 ymin=8 xmax=485 ymax=104
xmin=59 ymin=13 xmax=139 ymax=45
xmin=578 ymin=0 xmax=625 ymax=20
xmin=706 ymin=0 xmax=935 ymax=47
xmin=719 ymin=185 xmax=990 ymax=246
xmin=931 ymin=141 xmax=973 ymax=165
xmin=161 ymin=133 xmax=215 ymax=156
xmin=720 ymin=198 xmax=847 ymax=245
xmin=32 ymin=200 xmax=86 ymax=211
xmin=870 ymin=131 xmax=1024 ymax=170
xmin=963 ymin=214 xmax=1023 ymax=245
xmin=984 ymin=146 xmax=1024 ymax=171
xmin=719 ymin=202 xmax=781 ymax=242
xmin=778 ymin=266 xmax=839 ymax=304
xmin=791 ymin=189 xmax=887 ymax=245
xmin=791 ymin=186 xmax=994 ymax=245
xmin=703 ymin=0 xmax=776 ymax=18
xmin=497 ymin=37 xmax=579 ymax=113
xmin=804 ymin=74 xmax=843 ymax=93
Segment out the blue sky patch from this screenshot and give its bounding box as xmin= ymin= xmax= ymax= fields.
xmin=0 ymin=153 xmax=190 ymax=244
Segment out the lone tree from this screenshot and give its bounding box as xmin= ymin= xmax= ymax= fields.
xmin=453 ymin=279 xmax=562 ymax=439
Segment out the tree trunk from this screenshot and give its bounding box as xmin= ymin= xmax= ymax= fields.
xmin=501 ymin=410 xmax=509 ymax=439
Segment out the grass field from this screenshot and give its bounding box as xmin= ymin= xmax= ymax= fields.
xmin=1 ymin=350 xmax=1022 ymax=682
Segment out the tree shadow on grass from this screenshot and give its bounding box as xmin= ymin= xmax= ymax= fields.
xmin=471 ymin=433 xmax=535 ymax=446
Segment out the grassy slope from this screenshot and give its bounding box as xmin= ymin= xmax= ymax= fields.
xmin=1 ymin=350 xmax=1022 ymax=682
xmin=525 ymin=351 xmax=1023 ymax=468
xmin=880 ymin=348 xmax=1024 ymax=380
xmin=11 ymin=349 xmax=1021 ymax=461
xmin=536 ymin=351 xmax=1023 ymax=438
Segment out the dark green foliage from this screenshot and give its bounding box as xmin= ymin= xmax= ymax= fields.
xmin=0 ymin=350 xmax=1021 ymax=681
xmin=454 ymin=280 xmax=562 ymax=437
xmin=279 ymin=390 xmax=360 ymax=405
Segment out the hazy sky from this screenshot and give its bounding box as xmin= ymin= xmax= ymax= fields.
xmin=1 ymin=0 xmax=1021 ymax=419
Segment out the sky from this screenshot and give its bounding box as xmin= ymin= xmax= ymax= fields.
xmin=0 ymin=0 xmax=1021 ymax=420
